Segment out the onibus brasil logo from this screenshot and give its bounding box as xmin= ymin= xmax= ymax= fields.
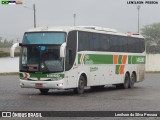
xmin=1 ymin=0 xmax=23 ymax=5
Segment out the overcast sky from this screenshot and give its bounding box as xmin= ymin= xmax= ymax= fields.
xmin=0 ymin=0 xmax=160 ymax=41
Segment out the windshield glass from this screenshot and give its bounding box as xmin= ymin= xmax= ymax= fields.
xmin=22 ymin=32 xmax=65 ymax=44
xmin=20 ymin=45 xmax=63 ymax=73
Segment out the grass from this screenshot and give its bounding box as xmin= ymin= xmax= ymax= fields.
xmin=0 ymin=72 xmax=19 ymax=76
xmin=0 ymin=51 xmax=20 ymax=57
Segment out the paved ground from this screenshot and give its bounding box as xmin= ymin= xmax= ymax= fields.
xmin=0 ymin=73 xmax=160 ymax=120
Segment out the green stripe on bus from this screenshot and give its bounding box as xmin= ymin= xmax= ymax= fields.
xmin=128 ymin=56 xmax=146 ymax=64
xmin=118 ymin=55 xmax=122 ymax=64
xmin=78 ymin=54 xmax=145 ymax=65
xmin=78 ymin=54 xmax=113 ymax=64
xmin=78 ymin=54 xmax=81 ymax=64
xmin=128 ymin=56 xmax=132 ymax=64
xmin=115 ymin=65 xmax=120 ymax=74
xmin=19 ymin=73 xmax=23 ymax=77
xmin=89 ymin=54 xmax=113 ymax=64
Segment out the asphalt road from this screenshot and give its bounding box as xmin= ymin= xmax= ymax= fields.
xmin=0 ymin=73 xmax=160 ymax=120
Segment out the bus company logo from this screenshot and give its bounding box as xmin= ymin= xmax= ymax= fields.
xmin=90 ymin=67 xmax=98 ymax=72
xmin=136 ymin=57 xmax=145 ymax=63
xmin=80 ymin=54 xmax=85 ymax=64
xmin=84 ymin=54 xmax=93 ymax=64
xmin=22 ymin=73 xmax=30 ymax=79
xmin=47 ymin=74 xmax=60 ymax=78
xmin=2 ymin=112 xmax=11 ymax=117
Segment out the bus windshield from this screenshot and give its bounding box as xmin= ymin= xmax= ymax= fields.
xmin=20 ymin=32 xmax=66 ymax=73
xmin=22 ymin=32 xmax=66 ymax=44
xmin=20 ymin=45 xmax=63 ymax=73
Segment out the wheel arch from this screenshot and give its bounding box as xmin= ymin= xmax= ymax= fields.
xmin=124 ymin=71 xmax=130 ymax=82
xmin=78 ymin=72 xmax=87 ymax=86
xmin=125 ymin=71 xmax=130 ymax=78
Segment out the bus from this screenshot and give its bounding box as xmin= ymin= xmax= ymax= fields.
xmin=11 ymin=26 xmax=145 ymax=94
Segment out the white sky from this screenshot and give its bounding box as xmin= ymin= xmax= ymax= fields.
xmin=0 ymin=0 xmax=160 ymax=41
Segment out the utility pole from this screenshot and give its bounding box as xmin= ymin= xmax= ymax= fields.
xmin=137 ymin=5 xmax=140 ymax=34
xmin=33 ymin=4 xmax=36 ymax=28
xmin=23 ymin=3 xmax=36 ymax=28
xmin=73 ymin=13 xmax=76 ymax=26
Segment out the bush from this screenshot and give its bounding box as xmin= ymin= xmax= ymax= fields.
xmin=0 ymin=51 xmax=20 ymax=57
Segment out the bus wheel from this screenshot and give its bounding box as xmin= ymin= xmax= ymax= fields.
xmin=122 ymin=73 xmax=130 ymax=89
xmin=74 ymin=76 xmax=85 ymax=94
xmin=39 ymin=89 xmax=49 ymax=95
xmin=129 ymin=73 xmax=136 ymax=88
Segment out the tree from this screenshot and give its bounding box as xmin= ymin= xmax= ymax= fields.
xmin=141 ymin=23 xmax=160 ymax=54
xmin=0 ymin=38 xmax=13 ymax=48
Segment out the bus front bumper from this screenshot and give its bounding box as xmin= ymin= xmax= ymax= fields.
xmin=19 ymin=79 xmax=65 ymax=89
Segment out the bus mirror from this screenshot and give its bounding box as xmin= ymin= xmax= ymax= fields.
xmin=10 ymin=43 xmax=20 ymax=58
xmin=19 ymin=43 xmax=22 ymax=46
xmin=60 ymin=42 xmax=66 ymax=58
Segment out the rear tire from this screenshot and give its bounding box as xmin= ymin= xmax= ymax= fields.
xmin=122 ymin=73 xmax=130 ymax=89
xmin=74 ymin=76 xmax=86 ymax=94
xmin=129 ymin=73 xmax=136 ymax=88
xmin=39 ymin=89 xmax=49 ymax=95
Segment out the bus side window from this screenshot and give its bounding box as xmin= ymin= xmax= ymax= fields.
xmin=65 ymin=31 xmax=77 ymax=71
xmin=66 ymin=49 xmax=72 ymax=69
xmin=68 ymin=49 xmax=72 ymax=65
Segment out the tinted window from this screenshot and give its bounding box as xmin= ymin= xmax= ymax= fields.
xmin=78 ymin=32 xmax=89 ymax=51
xmin=139 ymin=39 xmax=145 ymax=52
xmin=92 ymin=33 xmax=100 ymax=51
xmin=110 ymin=35 xmax=119 ymax=52
xmin=78 ymin=31 xmax=145 ymax=53
xmin=99 ymin=34 xmax=110 ymax=51
xmin=23 ymin=32 xmax=65 ymax=44
xmin=128 ymin=38 xmax=136 ymax=52
xmin=119 ymin=37 xmax=128 ymax=52
xmin=65 ymin=31 xmax=77 ymax=71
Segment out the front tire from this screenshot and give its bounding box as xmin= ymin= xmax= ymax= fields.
xmin=39 ymin=89 xmax=49 ymax=95
xmin=74 ymin=76 xmax=86 ymax=94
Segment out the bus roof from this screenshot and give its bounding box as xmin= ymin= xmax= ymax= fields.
xmin=27 ymin=26 xmax=144 ymax=39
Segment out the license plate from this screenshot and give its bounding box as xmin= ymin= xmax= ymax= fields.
xmin=35 ymin=83 xmax=43 ymax=87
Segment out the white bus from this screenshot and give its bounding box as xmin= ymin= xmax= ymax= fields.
xmin=11 ymin=26 xmax=145 ymax=94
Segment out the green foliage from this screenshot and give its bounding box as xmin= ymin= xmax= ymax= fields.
xmin=0 ymin=51 xmax=9 ymax=57
xmin=0 ymin=38 xmax=13 ymax=48
xmin=141 ymin=23 xmax=160 ymax=54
